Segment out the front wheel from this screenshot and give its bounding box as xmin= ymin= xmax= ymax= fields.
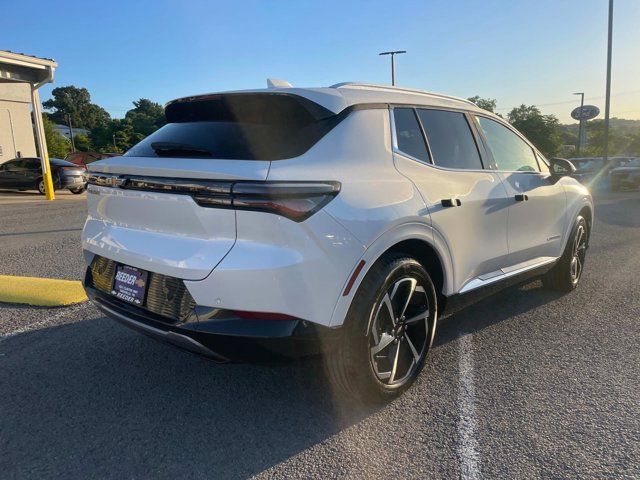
xmin=70 ymin=187 xmax=85 ymax=194
xmin=325 ymin=254 xmax=438 ymax=403
xmin=543 ymin=215 xmax=588 ymax=292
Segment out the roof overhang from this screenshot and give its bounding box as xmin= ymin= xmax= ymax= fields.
xmin=0 ymin=50 xmax=58 ymax=86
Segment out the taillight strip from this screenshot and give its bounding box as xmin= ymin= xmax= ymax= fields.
xmin=87 ymin=173 xmax=340 ymax=222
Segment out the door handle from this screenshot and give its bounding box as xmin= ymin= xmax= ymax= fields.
xmin=441 ymin=198 xmax=462 ymax=207
xmin=514 ymin=194 xmax=529 ymax=202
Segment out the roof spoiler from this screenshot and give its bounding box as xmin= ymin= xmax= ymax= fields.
xmin=267 ymin=78 xmax=293 ymax=88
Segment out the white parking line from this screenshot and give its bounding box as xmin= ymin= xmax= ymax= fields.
xmin=0 ymin=302 xmax=89 ymax=344
xmin=456 ymin=332 xmax=482 ymax=480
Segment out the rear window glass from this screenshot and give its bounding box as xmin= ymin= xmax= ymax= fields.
xmin=125 ymin=94 xmax=338 ymax=161
xmin=393 ymin=108 xmax=429 ymax=162
xmin=417 ymin=109 xmax=482 ymax=170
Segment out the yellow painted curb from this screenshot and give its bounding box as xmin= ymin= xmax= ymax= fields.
xmin=0 ymin=275 xmax=88 ymax=307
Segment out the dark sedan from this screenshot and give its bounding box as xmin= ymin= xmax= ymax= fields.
xmin=0 ymin=157 xmax=86 ymax=195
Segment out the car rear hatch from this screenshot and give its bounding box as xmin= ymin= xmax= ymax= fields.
xmin=83 ymin=92 xmax=338 ymax=281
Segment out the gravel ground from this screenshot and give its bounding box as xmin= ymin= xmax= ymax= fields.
xmin=0 ymin=189 xmax=639 ymax=479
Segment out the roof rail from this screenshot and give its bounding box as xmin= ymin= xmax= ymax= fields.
xmin=330 ymin=82 xmax=476 ymax=106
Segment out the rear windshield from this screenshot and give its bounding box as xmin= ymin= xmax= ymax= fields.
xmin=125 ymin=93 xmax=339 ymax=161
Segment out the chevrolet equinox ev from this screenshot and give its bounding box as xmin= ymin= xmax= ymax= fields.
xmin=82 ymin=82 xmax=593 ymax=403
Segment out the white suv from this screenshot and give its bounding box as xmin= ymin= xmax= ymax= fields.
xmin=82 ymin=82 xmax=593 ymax=402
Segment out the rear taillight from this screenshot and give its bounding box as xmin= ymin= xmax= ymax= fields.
xmin=87 ymin=174 xmax=340 ymax=222
xmin=225 ymin=182 xmax=340 ymax=222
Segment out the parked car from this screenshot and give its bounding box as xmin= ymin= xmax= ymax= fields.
xmin=610 ymin=157 xmax=640 ymax=191
xmin=81 ymin=82 xmax=593 ymax=403
xmin=0 ymin=157 xmax=87 ymax=194
xmin=65 ymin=151 xmax=118 ymax=169
xmin=568 ymin=157 xmax=604 ymax=186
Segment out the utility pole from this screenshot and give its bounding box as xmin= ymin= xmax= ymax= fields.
xmin=379 ymin=50 xmax=406 ymax=86
xmin=112 ymin=134 xmax=117 ymax=149
xmin=573 ymin=92 xmax=585 ymax=154
xmin=66 ymin=113 xmax=76 ymax=152
xmin=603 ymin=0 xmax=613 ymax=167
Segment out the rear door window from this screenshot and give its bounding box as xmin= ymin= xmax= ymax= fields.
xmin=416 ymin=109 xmax=483 ymax=170
xmin=476 ymin=116 xmax=539 ymax=172
xmin=393 ymin=108 xmax=429 ymax=162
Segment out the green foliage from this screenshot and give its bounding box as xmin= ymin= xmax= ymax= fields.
xmin=558 ymin=119 xmax=640 ymax=156
xmin=42 ymin=114 xmax=71 ymax=159
xmin=74 ymin=134 xmax=91 ymax=152
xmin=89 ymin=98 xmax=165 ymax=153
xmin=507 ymin=105 xmax=562 ymax=157
xmin=468 ymin=96 xmax=497 ymax=113
xmin=125 ymin=99 xmax=165 ymax=136
xmin=43 ymin=86 xmax=111 ymax=131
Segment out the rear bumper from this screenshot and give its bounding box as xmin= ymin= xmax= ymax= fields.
xmin=59 ymin=175 xmax=86 ymax=189
xmin=84 ymin=283 xmax=340 ymax=362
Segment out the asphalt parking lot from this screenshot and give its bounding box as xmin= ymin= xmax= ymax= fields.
xmin=1 ymin=188 xmax=639 ymax=479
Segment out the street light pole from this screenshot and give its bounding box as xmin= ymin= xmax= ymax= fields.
xmin=379 ymin=50 xmax=406 ymax=86
xmin=66 ymin=113 xmax=76 ymax=152
xmin=573 ymin=92 xmax=585 ymax=154
xmin=603 ymin=0 xmax=613 ymax=167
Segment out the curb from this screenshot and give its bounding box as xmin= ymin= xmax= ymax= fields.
xmin=0 ymin=275 xmax=88 ymax=307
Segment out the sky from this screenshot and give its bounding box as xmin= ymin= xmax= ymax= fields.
xmin=3 ymin=0 xmax=639 ymax=123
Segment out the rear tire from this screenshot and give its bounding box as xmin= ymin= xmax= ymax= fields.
xmin=70 ymin=187 xmax=85 ymax=194
xmin=36 ymin=178 xmax=46 ymax=195
xmin=543 ymin=215 xmax=588 ymax=292
xmin=324 ymin=254 xmax=438 ymax=404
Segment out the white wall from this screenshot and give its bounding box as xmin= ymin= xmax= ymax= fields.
xmin=0 ymin=82 xmax=37 ymax=163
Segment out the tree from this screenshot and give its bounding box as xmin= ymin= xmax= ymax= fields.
xmin=627 ymin=130 xmax=640 ymax=155
xmin=74 ymin=134 xmax=91 ymax=152
xmin=125 ymin=98 xmax=165 ymax=136
xmin=507 ymin=105 xmax=562 ymax=157
xmin=580 ymin=120 xmax=627 ymax=156
xmin=43 ymin=85 xmax=111 ymax=131
xmin=468 ymin=96 xmax=497 ymax=113
xmin=42 ymin=114 xmax=71 ymax=159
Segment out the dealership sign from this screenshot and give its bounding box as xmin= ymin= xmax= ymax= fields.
xmin=571 ymin=105 xmax=600 ymax=121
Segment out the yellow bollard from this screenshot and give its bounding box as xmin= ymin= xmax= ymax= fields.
xmin=43 ymin=162 xmax=55 ymax=200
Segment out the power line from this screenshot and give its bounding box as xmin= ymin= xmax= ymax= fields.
xmin=493 ymin=89 xmax=640 ymax=112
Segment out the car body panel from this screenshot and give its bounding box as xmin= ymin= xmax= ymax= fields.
xmin=394 ymin=153 xmax=511 ymax=292
xmin=82 ymin=185 xmax=237 ymax=280
xmin=498 ymin=172 xmax=567 ymax=264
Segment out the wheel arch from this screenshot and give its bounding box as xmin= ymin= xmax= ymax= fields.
xmin=578 ymin=205 xmax=593 ymax=245
xmin=329 ymin=222 xmax=453 ymax=327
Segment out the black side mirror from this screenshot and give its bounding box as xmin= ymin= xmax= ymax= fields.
xmin=549 ymin=157 xmax=576 ymax=177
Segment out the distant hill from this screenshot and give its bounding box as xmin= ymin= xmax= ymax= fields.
xmin=557 ymin=118 xmax=640 ymax=156
xmin=560 ymin=118 xmax=640 ymax=136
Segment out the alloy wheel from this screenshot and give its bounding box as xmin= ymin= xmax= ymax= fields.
xmin=570 ymin=223 xmax=587 ymax=285
xmin=368 ymin=277 xmax=431 ymax=386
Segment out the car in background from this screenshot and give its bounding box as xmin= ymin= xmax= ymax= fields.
xmin=0 ymin=157 xmax=87 ymax=194
xmin=65 ymin=151 xmax=119 ymax=169
xmin=569 ymin=157 xmax=604 ymax=186
xmin=610 ymin=157 xmax=640 ymax=191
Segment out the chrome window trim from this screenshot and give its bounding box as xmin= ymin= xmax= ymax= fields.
xmin=390 ymin=107 xmax=492 ymax=174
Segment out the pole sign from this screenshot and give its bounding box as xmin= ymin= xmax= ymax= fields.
xmin=571 ymin=105 xmax=600 ymax=121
